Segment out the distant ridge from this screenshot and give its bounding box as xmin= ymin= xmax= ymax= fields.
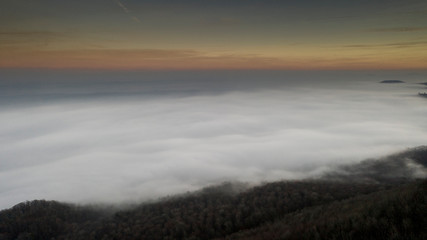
xmin=380 ymin=80 xmax=405 ymax=83
xmin=323 ymin=145 xmax=427 ymax=183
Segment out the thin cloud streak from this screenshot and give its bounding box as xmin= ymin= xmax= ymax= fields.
xmin=367 ymin=26 xmax=427 ymax=32
xmin=114 ymin=0 xmax=130 ymax=13
xmin=0 ymin=48 xmax=288 ymax=70
xmin=114 ymin=0 xmax=141 ymax=23
xmin=0 ymin=31 xmax=65 ymax=47
xmin=344 ymin=41 xmax=427 ymax=49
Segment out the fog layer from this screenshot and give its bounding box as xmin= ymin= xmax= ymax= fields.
xmin=1 ymin=70 xmax=426 ymax=209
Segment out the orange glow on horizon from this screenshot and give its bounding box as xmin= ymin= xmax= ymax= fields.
xmin=1 ymin=48 xmax=427 ymax=71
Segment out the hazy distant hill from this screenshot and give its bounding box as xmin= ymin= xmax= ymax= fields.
xmin=0 ymin=147 xmax=426 ymax=240
xmin=324 ymin=146 xmax=427 ymax=183
xmin=379 ymin=80 xmax=405 ymax=83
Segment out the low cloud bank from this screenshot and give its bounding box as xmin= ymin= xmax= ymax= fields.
xmin=1 ymin=70 xmax=427 ymax=209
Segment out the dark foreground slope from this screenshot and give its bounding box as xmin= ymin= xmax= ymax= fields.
xmin=219 ymin=180 xmax=427 ymax=240
xmin=0 ymin=147 xmax=426 ymax=240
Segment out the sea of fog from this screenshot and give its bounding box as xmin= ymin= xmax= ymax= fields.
xmin=1 ymin=70 xmax=426 ymax=209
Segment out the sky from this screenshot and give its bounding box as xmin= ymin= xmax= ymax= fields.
xmin=1 ymin=0 xmax=427 ymax=70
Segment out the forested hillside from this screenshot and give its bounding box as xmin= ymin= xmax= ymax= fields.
xmin=0 ymin=147 xmax=426 ymax=240
xmin=218 ymin=180 xmax=426 ymax=240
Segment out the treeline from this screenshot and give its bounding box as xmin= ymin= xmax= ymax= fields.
xmin=0 ymin=146 xmax=426 ymax=239
xmin=324 ymin=146 xmax=427 ymax=184
xmin=67 ymin=181 xmax=390 ymax=240
xmin=1 ymin=180 xmax=425 ymax=240
xmin=0 ymin=200 xmax=104 ymax=240
xmin=219 ymin=180 xmax=427 ymax=240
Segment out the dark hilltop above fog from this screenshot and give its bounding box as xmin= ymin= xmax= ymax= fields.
xmin=380 ymin=80 xmax=405 ymax=83
xmin=376 ymin=79 xmax=427 ymax=98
